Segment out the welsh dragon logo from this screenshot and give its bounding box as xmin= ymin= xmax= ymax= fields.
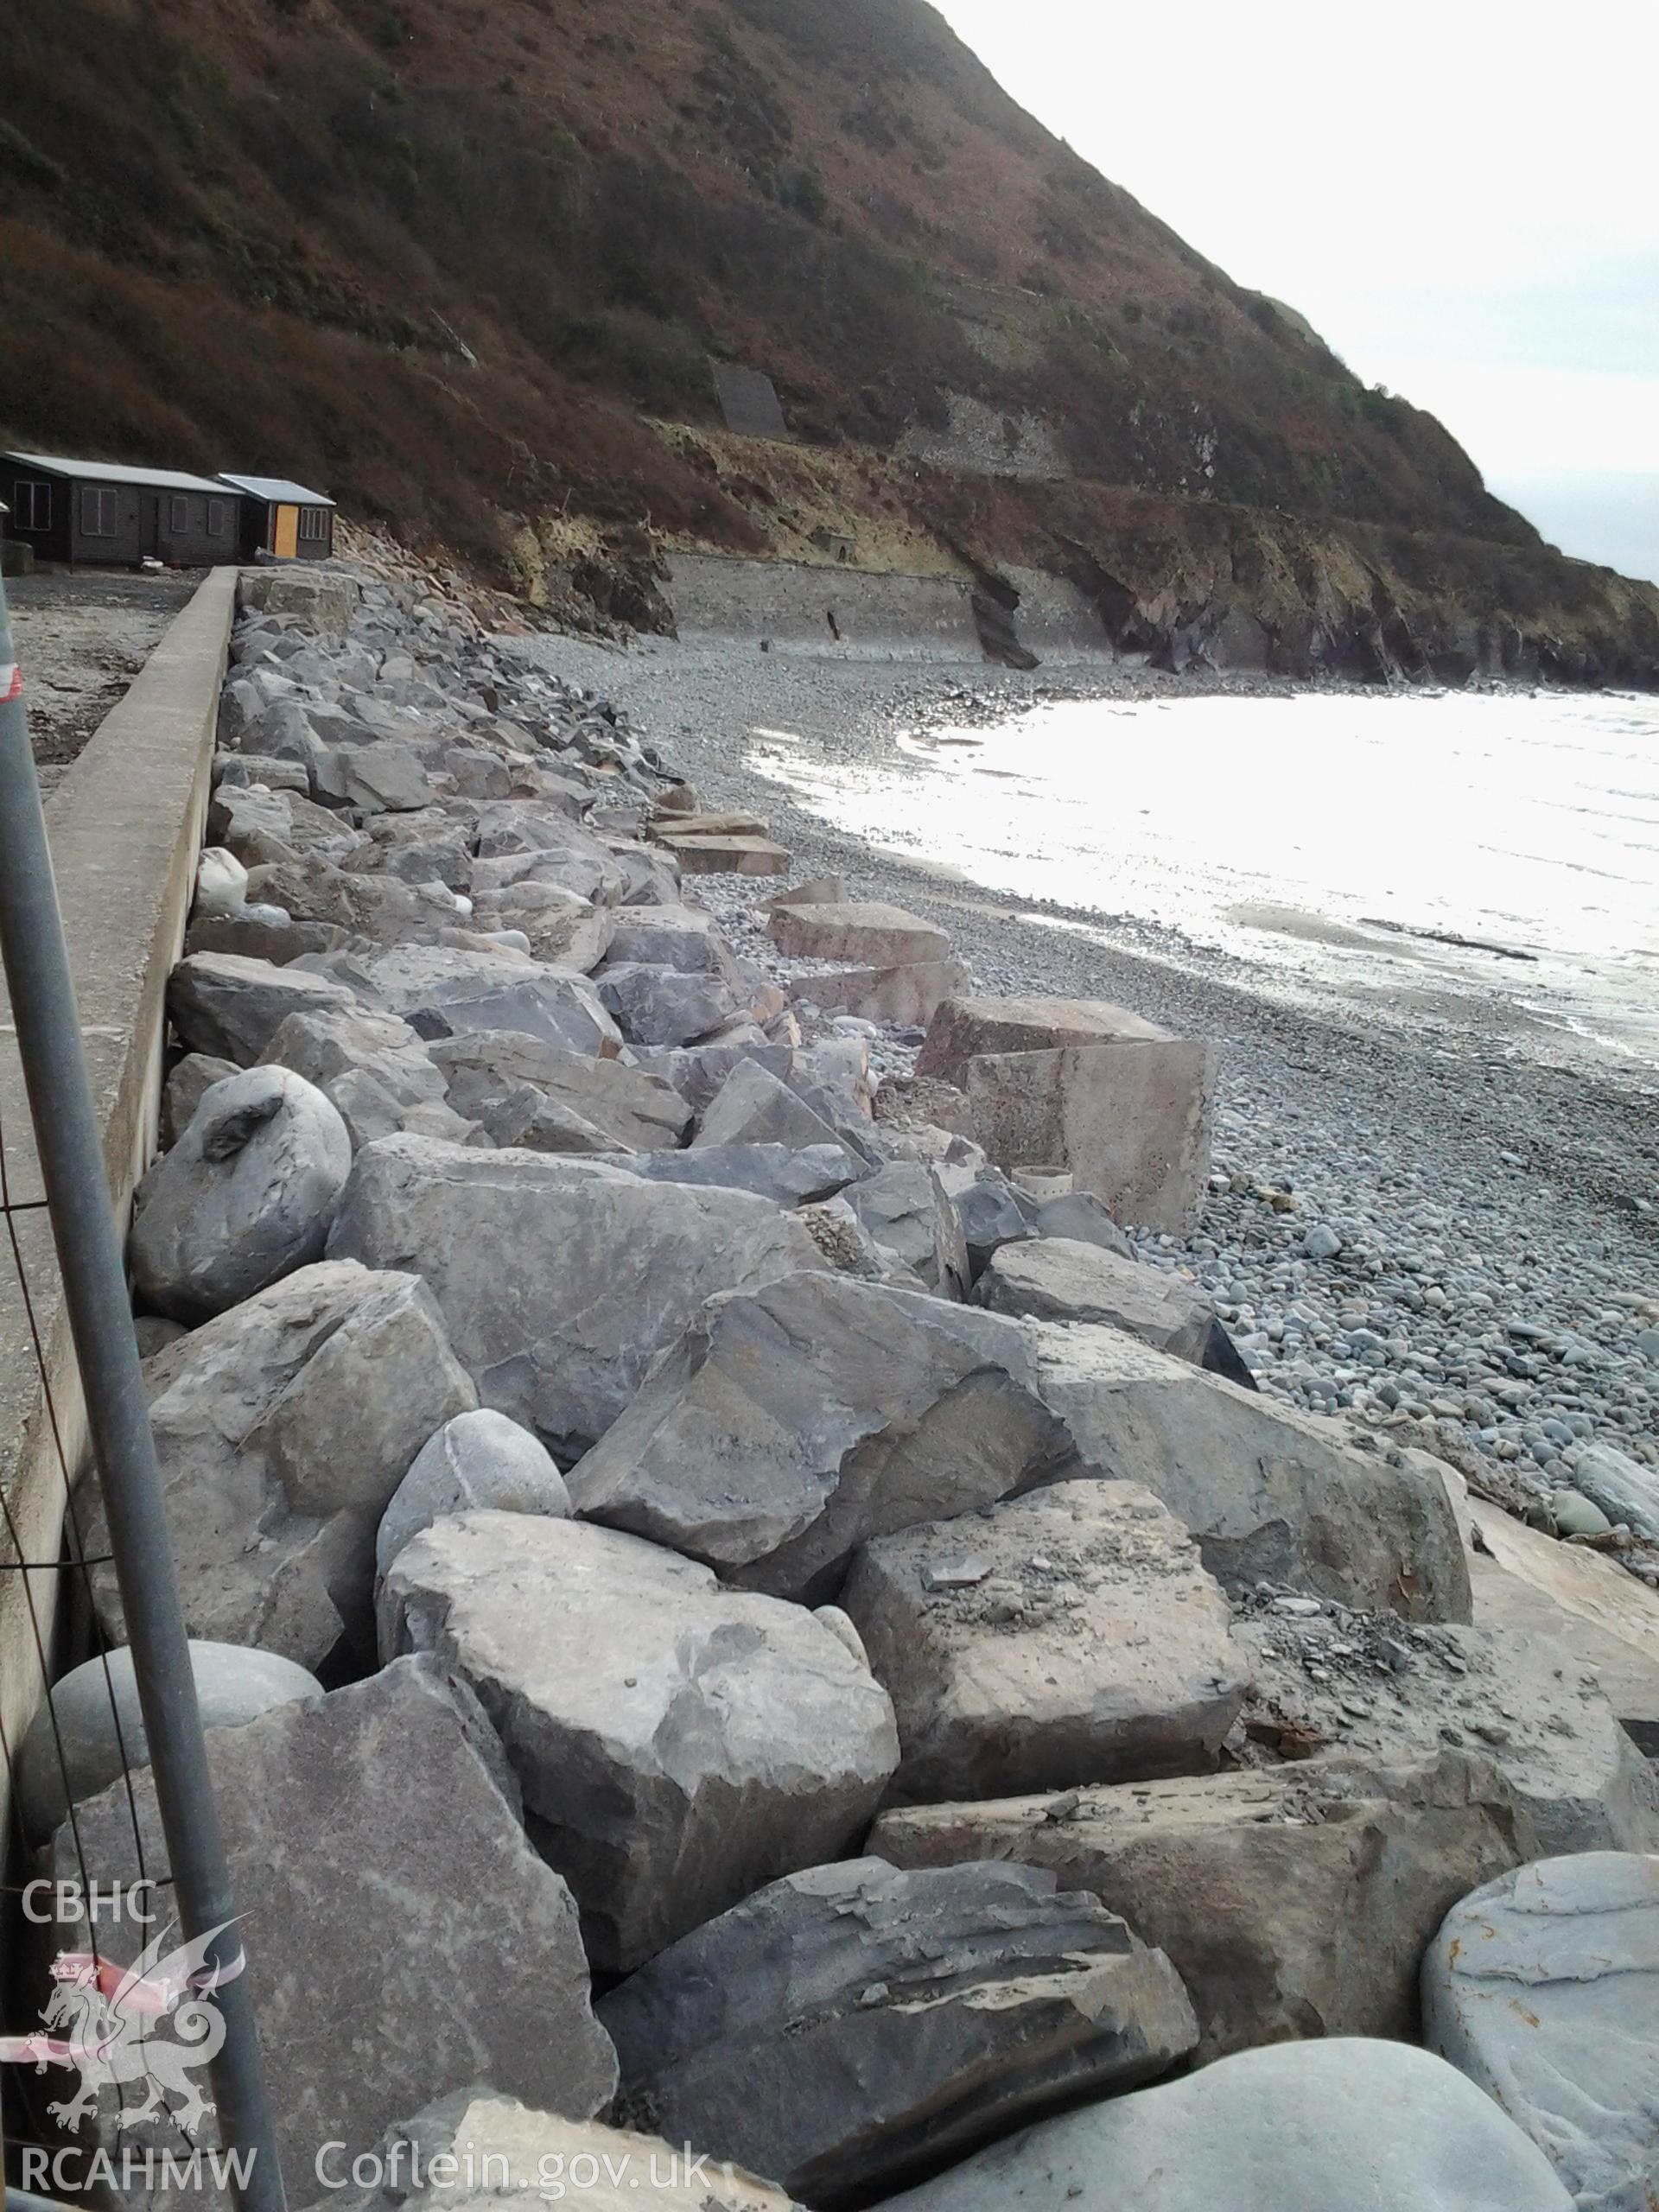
xmin=0 ymin=1923 xmax=242 ymax=2137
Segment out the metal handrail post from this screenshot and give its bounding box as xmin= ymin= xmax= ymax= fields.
xmin=0 ymin=569 xmax=286 ymax=2212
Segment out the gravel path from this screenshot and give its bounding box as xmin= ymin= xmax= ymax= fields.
xmin=5 ymin=570 xmax=198 ymax=794
xmin=512 ymin=632 xmax=1659 ymax=1567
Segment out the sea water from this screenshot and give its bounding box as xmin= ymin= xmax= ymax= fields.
xmin=749 ymin=688 xmax=1659 ymax=1069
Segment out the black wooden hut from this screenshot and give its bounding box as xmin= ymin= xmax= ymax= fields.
xmin=219 ymin=474 xmax=336 ymax=562
xmin=0 ymin=454 xmax=241 ymax=568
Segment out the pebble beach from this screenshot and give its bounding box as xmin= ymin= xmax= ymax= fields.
xmin=518 ymin=632 xmax=1659 ymax=1564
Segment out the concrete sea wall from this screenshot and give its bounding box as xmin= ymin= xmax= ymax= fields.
xmin=0 ymin=566 xmax=235 ymax=1797
xmin=666 ymin=551 xmax=984 ymax=661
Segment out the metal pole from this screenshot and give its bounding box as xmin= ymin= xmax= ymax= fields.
xmin=0 ymin=569 xmax=286 ymax=2212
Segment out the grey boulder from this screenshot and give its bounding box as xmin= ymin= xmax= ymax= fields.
xmin=870 ymin=2038 xmax=1575 ymax=2212
xmin=840 ymin=1480 xmax=1246 ymax=1802
xmin=376 ymin=1408 xmax=570 ymax=1575
xmin=380 ymin=1513 xmax=898 ymax=1969
xmin=1424 ymin=1853 xmax=1659 ymax=2212
xmin=168 ymin=951 xmax=356 ymax=1064
xmin=53 ymin=1659 xmax=616 ymax=2204
xmin=431 ymin=1033 xmax=692 ymax=1151
xmin=17 ymin=1639 xmax=320 ymax=1845
xmin=130 ymin=1065 xmax=353 ymax=1321
xmin=569 ymin=1272 xmax=1086 ymax=1603
xmin=600 ymin=1857 xmax=1197 ymax=2207
xmin=694 ymin=1057 xmax=854 ymax=1160
xmin=976 ymin=1236 xmax=1215 ymax=1363
xmin=589 ymin=1143 xmax=856 ymax=1205
xmin=161 ymin=1051 xmax=238 ymax=1145
xmin=327 ymin=1136 xmax=824 ymax=1459
xmin=597 ymin=961 xmax=742 ymax=1047
xmin=1571 ymin=1443 xmax=1659 ymax=1541
xmin=260 ymin=1006 xmax=473 ymax=1148
xmin=86 ymin=1262 xmax=476 ymax=1669
xmin=843 ymin=1161 xmax=970 ymax=1300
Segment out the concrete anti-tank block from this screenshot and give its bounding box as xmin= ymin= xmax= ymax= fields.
xmin=961 ymin=1039 xmax=1217 ymax=1236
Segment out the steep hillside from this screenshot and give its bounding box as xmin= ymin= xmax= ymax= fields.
xmin=4 ymin=0 xmax=1656 ymax=677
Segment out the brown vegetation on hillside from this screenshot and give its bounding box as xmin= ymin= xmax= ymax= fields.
xmin=3 ymin=0 xmax=1656 ymax=677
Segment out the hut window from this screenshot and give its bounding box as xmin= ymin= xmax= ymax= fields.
xmin=12 ymin=481 xmax=50 ymax=531
xmin=169 ymin=496 xmax=190 ymax=532
xmin=207 ymin=499 xmax=230 ymax=538
xmin=80 ymin=486 xmax=120 ymax=537
xmin=299 ymin=506 xmax=327 ymax=542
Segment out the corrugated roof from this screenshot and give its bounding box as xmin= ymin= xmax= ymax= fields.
xmin=2 ymin=451 xmax=234 ymax=497
xmin=219 ymin=473 xmax=336 ymax=508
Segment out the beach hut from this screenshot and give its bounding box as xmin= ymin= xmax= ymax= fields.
xmin=0 ymin=453 xmax=241 ymax=568
xmin=219 ymin=474 xmax=336 ymax=562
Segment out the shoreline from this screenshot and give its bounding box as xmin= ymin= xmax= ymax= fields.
xmin=515 ymin=629 xmax=1659 ymax=1540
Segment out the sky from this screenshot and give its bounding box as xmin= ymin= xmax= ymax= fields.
xmin=930 ymin=0 xmax=1659 ymax=582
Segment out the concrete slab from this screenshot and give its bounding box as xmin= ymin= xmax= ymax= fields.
xmin=768 ymin=901 xmax=950 ymax=966
xmin=657 ymin=834 xmax=791 ymax=876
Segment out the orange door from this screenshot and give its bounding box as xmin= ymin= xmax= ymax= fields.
xmin=273 ymin=505 xmax=299 ymax=558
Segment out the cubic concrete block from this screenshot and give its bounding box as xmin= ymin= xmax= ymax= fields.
xmin=792 ymin=959 xmax=969 ymax=1027
xmin=962 ymin=1040 xmax=1217 ymax=1235
xmin=658 ymin=835 xmax=791 ymax=875
xmin=918 ymin=995 xmax=1173 ymax=1084
xmin=768 ymin=902 xmax=950 ymax=967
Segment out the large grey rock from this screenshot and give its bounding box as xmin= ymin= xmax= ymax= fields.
xmin=327 ymin=1137 xmax=826 ymax=1459
xmin=591 ymin=1143 xmax=856 ymax=1205
xmin=1571 ymin=1443 xmax=1659 ymax=1541
xmin=874 ymin=1669 xmax=1659 ymax=2065
xmin=260 ymin=1006 xmax=472 ymax=1147
xmin=168 ymin=952 xmax=356 ymax=1065
xmin=376 ymin=1409 xmax=570 ymax=1575
xmin=431 ymin=1033 xmax=691 ymax=1151
xmin=843 ymin=1161 xmax=969 ymax=1300
xmin=380 ymin=1514 xmax=898 ymax=1969
xmin=312 ymin=741 xmax=435 ymax=814
xmin=473 ymin=1084 xmax=619 ymax=1155
xmin=768 ymin=901 xmax=950 ymax=967
xmin=695 ymin=1058 xmax=849 ymax=1156
xmin=871 ymin=2038 xmax=1575 ymax=2212
xmin=1230 ymin=1609 xmax=1659 ymax=1859
xmin=841 ymin=1481 xmax=1246 ymax=1802
xmin=976 ymin=1237 xmax=1215 ymax=1363
xmin=977 ymin=1314 xmax=1472 ymax=1618
xmin=1029 ymin=1190 xmax=1135 ymax=1256
xmin=599 ymin=1857 xmax=1196 ymax=2207
xmin=305 ymin=2094 xmax=801 ymax=2212
xmin=597 ymin=961 xmax=742 ymax=1047
xmin=569 ymin=1273 xmax=1085 ymax=1603
xmin=130 ymin=1066 xmax=353 ymax=1321
xmin=936 ymin=1163 xmax=1031 ymax=1276
xmin=321 ymin=944 xmax=623 ymax=1059
xmin=209 ymin=781 xmax=365 ymax=870
xmin=17 ymin=1639 xmax=320 ymax=1845
xmin=86 ymin=1262 xmax=476 ymax=1668
xmin=161 ymin=1051 xmax=238 ymax=1145
xmin=245 ymin=858 xmax=461 ymax=944
xmin=603 ymin=906 xmax=742 ymax=977
xmin=474 ymin=887 xmax=613 ymax=972
xmin=571 ymin=1274 xmax=1471 ymax=1618
xmin=53 ymin=1659 xmax=615 ymax=2206
xmin=1424 ymin=1853 xmax=1659 ymax=2212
